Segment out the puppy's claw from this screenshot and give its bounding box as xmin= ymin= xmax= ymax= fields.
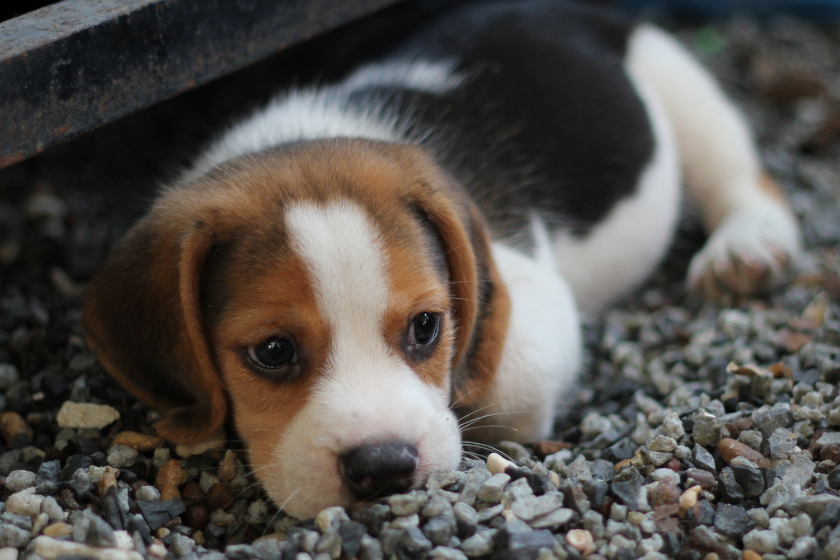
xmin=688 ymin=206 xmax=800 ymax=301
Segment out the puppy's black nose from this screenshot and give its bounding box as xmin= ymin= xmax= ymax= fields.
xmin=340 ymin=442 xmax=419 ymax=500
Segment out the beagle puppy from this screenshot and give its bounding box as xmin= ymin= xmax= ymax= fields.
xmin=83 ymin=0 xmax=801 ymax=519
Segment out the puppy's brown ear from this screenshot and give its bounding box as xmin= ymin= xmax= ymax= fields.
xmin=83 ymin=202 xmax=228 ymax=444
xmin=412 ymin=183 xmax=511 ymax=408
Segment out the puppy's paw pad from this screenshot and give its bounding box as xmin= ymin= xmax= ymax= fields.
xmin=688 ymin=206 xmax=800 ymax=300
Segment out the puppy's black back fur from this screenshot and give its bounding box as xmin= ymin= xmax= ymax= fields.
xmin=350 ymin=0 xmax=654 ymax=240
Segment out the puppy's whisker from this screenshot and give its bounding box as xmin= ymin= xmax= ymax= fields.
xmin=276 ymin=487 xmax=302 ymax=516
xmin=459 ymin=409 xmax=532 ymax=429
xmin=456 ymin=402 xmax=500 ymax=421
xmin=263 ymin=507 xmax=286 ymax=537
xmin=449 ymin=384 xmax=494 ymax=408
xmin=461 ymin=424 xmax=518 ymax=432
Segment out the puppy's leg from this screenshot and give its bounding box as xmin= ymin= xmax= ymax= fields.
xmin=626 ymin=25 xmax=801 ymax=300
xmin=462 ymin=228 xmax=582 ymax=444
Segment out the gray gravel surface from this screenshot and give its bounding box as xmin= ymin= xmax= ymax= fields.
xmin=2 ymin=14 xmax=840 ymax=560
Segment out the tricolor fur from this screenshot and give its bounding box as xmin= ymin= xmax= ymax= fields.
xmin=83 ymin=0 xmax=801 ymax=518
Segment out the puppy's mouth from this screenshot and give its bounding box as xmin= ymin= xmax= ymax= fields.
xmin=338 ymin=441 xmax=420 ymax=501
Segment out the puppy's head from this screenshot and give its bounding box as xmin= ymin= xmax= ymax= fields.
xmin=83 ymin=140 xmax=509 ymax=518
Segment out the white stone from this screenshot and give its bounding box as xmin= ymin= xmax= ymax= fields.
xmin=31 ymin=512 xmax=50 ymax=535
xmin=40 ymin=496 xmax=64 ymax=522
xmin=28 ymin=536 xmax=143 ymax=560
xmin=743 ymin=529 xmax=779 ymax=554
xmin=107 ymin=445 xmax=138 ymax=468
xmin=135 ymin=486 xmax=161 ymax=502
xmin=199 ymin=471 xmax=220 ymax=494
xmin=650 ymin=469 xmax=680 ymax=485
xmin=788 ymin=536 xmax=817 ymax=560
xmin=429 ymin=546 xmax=468 ymax=560
xmin=56 ymin=401 xmax=120 ymax=429
xmin=637 ymin=534 xmax=664 ymax=555
xmin=486 ymin=453 xmax=513 ymax=475
xmin=114 ymin=531 xmax=134 ymax=550
xmin=6 ymin=488 xmax=44 ymax=518
xmin=4 ymin=470 xmax=36 ymax=492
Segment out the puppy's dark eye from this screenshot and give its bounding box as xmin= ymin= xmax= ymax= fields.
xmin=246 ymin=337 xmax=298 ymax=374
xmin=405 ymin=312 xmax=441 ymax=360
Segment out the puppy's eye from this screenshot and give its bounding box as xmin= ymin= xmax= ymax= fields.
xmin=409 ymin=312 xmax=440 ymax=346
xmin=247 ymin=337 xmax=298 ymax=373
xmin=405 ymin=312 xmax=441 ymax=360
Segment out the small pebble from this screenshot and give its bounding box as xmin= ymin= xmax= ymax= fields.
xmin=679 ymin=486 xmax=702 ymax=516
xmin=477 ymin=473 xmax=510 ymax=503
xmin=718 ymin=439 xmax=770 ymax=468
xmin=112 ymin=432 xmax=164 ymax=452
xmin=56 ymin=401 xmax=120 ymax=429
xmin=107 ymin=445 xmax=138 ymax=468
xmin=566 ymin=529 xmax=594 ymax=554
xmin=156 ymin=459 xmax=188 ymax=488
xmin=487 ymin=453 xmax=514 ymax=475
xmin=136 ymin=486 xmax=161 ymax=502
xmin=0 ymin=411 xmax=33 ymax=445
xmin=5 ymin=470 xmax=36 ymax=492
xmin=216 ymin=450 xmax=238 ymax=483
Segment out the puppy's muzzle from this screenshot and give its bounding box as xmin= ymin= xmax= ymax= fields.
xmin=339 ymin=441 xmax=419 ymax=500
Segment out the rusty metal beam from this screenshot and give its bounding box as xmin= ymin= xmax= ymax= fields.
xmin=0 ymin=0 xmax=403 ymax=169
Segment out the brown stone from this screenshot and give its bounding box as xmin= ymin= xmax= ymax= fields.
xmin=664 ymin=458 xmax=681 ymax=472
xmin=653 ymin=503 xmax=680 ymax=520
xmin=43 ymin=522 xmax=74 ymax=537
xmin=686 ymin=469 xmax=717 ymax=491
xmin=759 ymin=70 xmax=826 ymax=105
xmin=742 ymin=550 xmax=762 ymax=560
xmin=820 ymin=444 xmax=840 ymax=464
xmin=726 ymin=362 xmax=764 ymax=377
xmin=60 ymin=488 xmax=81 ymax=510
xmin=649 ymin=481 xmax=680 ymax=508
xmin=97 ymin=466 xmax=119 ymax=497
xmin=205 ymin=483 xmax=235 ymax=511
xmin=182 ymin=480 xmax=203 ymax=504
xmin=113 ymin=431 xmax=164 ymax=452
xmin=160 ymin=484 xmax=181 ymax=502
xmin=723 ymin=422 xmax=741 ymax=439
xmin=184 ymin=504 xmax=210 ymax=530
xmin=531 ymin=440 xmax=573 ymax=458
xmin=775 ymin=330 xmax=813 ymax=353
xmin=192 ymin=530 xmax=206 ymax=546
xmin=767 ymin=362 xmax=793 ymax=379
xmin=217 ymin=450 xmax=237 ymax=484
xmin=614 ymin=458 xmax=634 ymax=471
xmin=156 ymin=459 xmax=187 ymax=489
xmin=0 ymin=411 xmax=33 ymax=445
xmin=163 ymin=516 xmax=183 ymax=530
xmin=718 ymin=438 xmax=770 ymax=468
xmin=734 ymin=417 xmax=753 ymax=432
xmin=679 ymin=486 xmax=702 ymax=517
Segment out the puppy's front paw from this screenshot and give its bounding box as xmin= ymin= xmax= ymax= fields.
xmin=688 ymin=204 xmax=800 ymax=300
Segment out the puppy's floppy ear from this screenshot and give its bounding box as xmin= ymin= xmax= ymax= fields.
xmin=82 ymin=196 xmax=228 ymax=444
xmin=411 ymin=178 xmax=511 ymax=408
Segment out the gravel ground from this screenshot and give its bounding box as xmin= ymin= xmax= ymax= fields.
xmin=2 ymin=14 xmax=840 ymax=560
